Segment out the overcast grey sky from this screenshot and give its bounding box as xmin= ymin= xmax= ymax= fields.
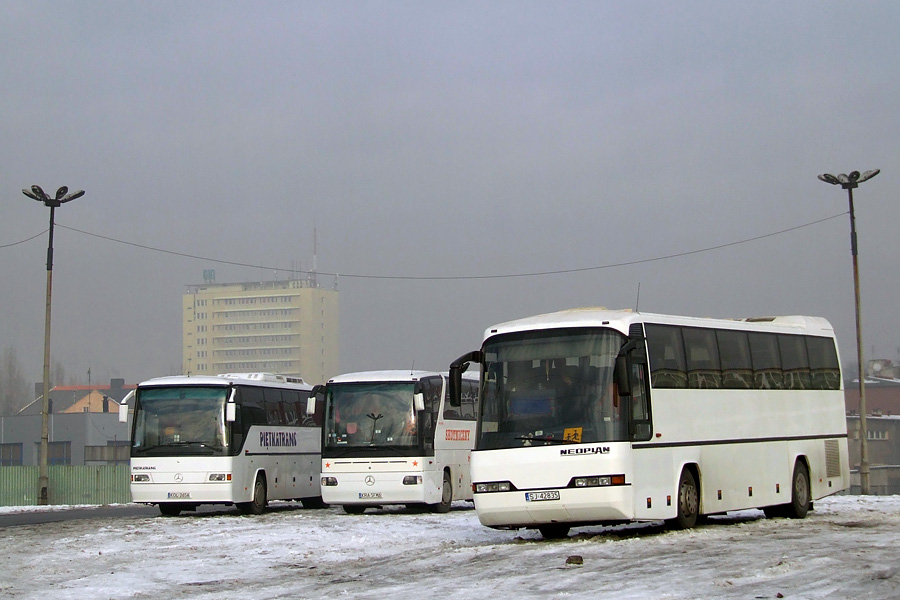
xmin=2 ymin=1 xmax=898 ymax=387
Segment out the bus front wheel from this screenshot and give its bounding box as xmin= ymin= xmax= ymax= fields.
xmin=158 ymin=503 xmax=182 ymax=517
xmin=431 ymin=471 xmax=453 ymax=513
xmin=668 ymin=468 xmax=699 ymax=530
xmin=538 ymin=524 xmax=570 ymax=539
xmin=239 ymin=476 xmax=267 ymax=515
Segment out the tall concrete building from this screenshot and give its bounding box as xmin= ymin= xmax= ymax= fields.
xmin=183 ymin=277 xmax=339 ymax=385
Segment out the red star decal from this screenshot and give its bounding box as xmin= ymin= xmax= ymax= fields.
xmin=325 ymin=462 xmax=331 ymax=469
xmin=412 ymin=460 xmax=418 ymax=467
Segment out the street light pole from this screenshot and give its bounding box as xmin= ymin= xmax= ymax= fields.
xmin=21 ymin=185 xmax=84 ymax=505
xmin=817 ymin=169 xmax=880 ymax=495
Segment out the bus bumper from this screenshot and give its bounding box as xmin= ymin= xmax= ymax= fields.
xmin=474 ymin=485 xmax=633 ymax=528
xmin=320 ymin=470 xmax=441 ymax=506
xmin=130 ymin=482 xmax=241 ymax=505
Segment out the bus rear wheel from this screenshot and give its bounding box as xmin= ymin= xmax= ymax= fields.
xmin=343 ymin=505 xmax=367 ymax=514
xmin=785 ymin=461 xmax=811 ymax=519
xmin=668 ymin=468 xmax=699 ymax=530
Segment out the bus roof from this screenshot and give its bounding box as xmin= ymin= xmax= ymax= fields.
xmin=327 ymin=370 xmax=445 ymax=384
xmin=483 ymin=307 xmax=835 ymax=341
xmin=138 ymin=373 xmax=312 ymax=391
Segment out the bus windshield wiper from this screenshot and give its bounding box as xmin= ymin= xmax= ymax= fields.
xmin=166 ymin=441 xmax=213 ymax=447
xmin=514 ymin=436 xmax=579 ymax=445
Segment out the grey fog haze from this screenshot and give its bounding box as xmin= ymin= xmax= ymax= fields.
xmin=2 ymin=1 xmax=898 ymax=391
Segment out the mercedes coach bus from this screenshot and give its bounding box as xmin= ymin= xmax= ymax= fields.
xmin=449 ymin=308 xmax=849 ymax=538
xmin=121 ymin=373 xmax=324 ymax=516
xmin=309 ymin=370 xmax=478 ymax=513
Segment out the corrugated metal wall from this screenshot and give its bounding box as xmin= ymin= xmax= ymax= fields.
xmin=0 ymin=466 xmax=131 ymax=506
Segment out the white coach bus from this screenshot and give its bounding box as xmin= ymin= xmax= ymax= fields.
xmin=449 ymin=308 xmax=849 ymax=539
xmin=121 ymin=373 xmax=324 ymax=516
xmin=310 ymin=370 xmax=478 ymax=513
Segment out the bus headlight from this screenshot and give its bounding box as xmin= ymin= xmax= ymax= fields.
xmin=132 ymin=474 xmax=150 ymax=483
xmin=208 ymin=473 xmax=231 ymax=482
xmin=321 ymin=477 xmax=338 ymax=486
xmin=474 ymin=481 xmax=513 ymax=493
xmin=571 ymin=474 xmax=625 ymax=488
xmin=402 ymin=476 xmax=422 ymax=485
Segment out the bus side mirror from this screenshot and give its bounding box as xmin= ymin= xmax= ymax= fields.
xmin=616 ymin=354 xmax=632 ymax=397
xmin=414 ymin=392 xmax=425 ymax=412
xmin=118 ymin=403 xmax=128 ymax=423
xmin=226 ymin=402 xmax=236 ymax=422
xmin=307 ymin=384 xmax=324 ymax=416
xmin=449 ymin=350 xmax=483 ymax=407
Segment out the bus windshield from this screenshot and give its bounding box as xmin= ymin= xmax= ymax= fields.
xmin=132 ymin=386 xmax=229 ymax=456
xmin=325 ymin=382 xmax=417 ymax=448
xmin=479 ymin=328 xmax=628 ymax=450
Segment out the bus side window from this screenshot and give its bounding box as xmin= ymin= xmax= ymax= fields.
xmin=443 ymin=373 xmax=462 ymax=420
xmin=452 ymin=380 xmax=478 ymax=421
xmin=683 ymin=327 xmax=722 ymax=389
xmin=748 ymin=333 xmax=783 ymax=390
xmin=420 ymin=377 xmax=440 ymax=451
xmin=645 ymin=324 xmax=688 ymax=389
xmin=263 ymin=388 xmax=287 ymax=425
xmin=630 ymin=362 xmax=652 ymax=441
xmin=717 ymin=330 xmax=753 ymax=389
xmin=779 ymin=334 xmax=811 ymax=390
xmin=239 ymin=386 xmax=267 ymax=432
xmin=807 ymin=336 xmax=840 ymax=390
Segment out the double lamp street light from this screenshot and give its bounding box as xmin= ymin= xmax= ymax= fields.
xmin=21 ymin=184 xmax=84 ymax=505
xmin=817 ymin=169 xmax=880 ymax=495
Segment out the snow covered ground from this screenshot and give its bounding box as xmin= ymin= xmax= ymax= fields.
xmin=2 ymin=495 xmax=899 ymax=599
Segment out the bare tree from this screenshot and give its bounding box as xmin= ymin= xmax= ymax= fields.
xmin=0 ymin=346 xmax=30 ymax=416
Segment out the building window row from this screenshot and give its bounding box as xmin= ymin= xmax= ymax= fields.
xmin=217 ymin=348 xmax=296 ymax=358
xmin=220 ymin=361 xmax=296 ymax=371
xmin=218 ymin=296 xmax=295 ymax=306
xmin=213 ymin=309 xmax=298 ymax=319
xmin=216 ymin=334 xmax=296 ymax=345
xmin=215 ymin=323 xmax=295 ymax=332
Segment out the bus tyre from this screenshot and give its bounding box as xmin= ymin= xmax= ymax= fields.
xmin=538 ymin=524 xmax=570 ymax=539
xmin=301 ymin=496 xmax=328 ymax=509
xmin=158 ymin=503 xmax=182 ymax=517
xmin=431 ymin=471 xmax=453 ymax=513
xmin=785 ymin=462 xmax=811 ymax=519
xmin=668 ymin=468 xmax=699 ymax=530
xmin=343 ymin=505 xmax=366 ymax=515
xmin=239 ymin=476 xmax=267 ymax=515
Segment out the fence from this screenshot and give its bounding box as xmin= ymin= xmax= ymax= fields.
xmin=0 ymin=465 xmax=131 ymax=506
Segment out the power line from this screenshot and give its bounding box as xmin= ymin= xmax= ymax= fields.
xmin=55 ymin=213 xmax=846 ymax=281
xmin=0 ymin=229 xmax=48 ymax=249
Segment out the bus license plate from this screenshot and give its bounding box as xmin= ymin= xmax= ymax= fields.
xmin=167 ymin=492 xmax=190 ymax=499
xmin=359 ymin=492 xmax=383 ymax=499
xmin=525 ymin=491 xmax=560 ymax=502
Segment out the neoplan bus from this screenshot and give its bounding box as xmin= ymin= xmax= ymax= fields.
xmin=449 ymin=308 xmax=849 ymax=539
xmin=121 ymin=372 xmax=324 ymax=516
xmin=309 ymin=370 xmax=478 ymax=513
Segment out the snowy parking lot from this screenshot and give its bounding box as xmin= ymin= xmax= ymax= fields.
xmin=2 ymin=495 xmax=899 ymax=599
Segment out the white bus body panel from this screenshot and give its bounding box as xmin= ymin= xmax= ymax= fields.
xmin=131 ymin=425 xmax=322 ymax=505
xmin=320 ymin=370 xmax=476 ymax=507
xmin=472 ymin=444 xmax=635 ymax=527
xmin=323 ymin=419 xmax=477 ymax=507
xmin=469 ymin=308 xmax=849 ymax=530
xmin=321 ymin=457 xmax=443 ymax=505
